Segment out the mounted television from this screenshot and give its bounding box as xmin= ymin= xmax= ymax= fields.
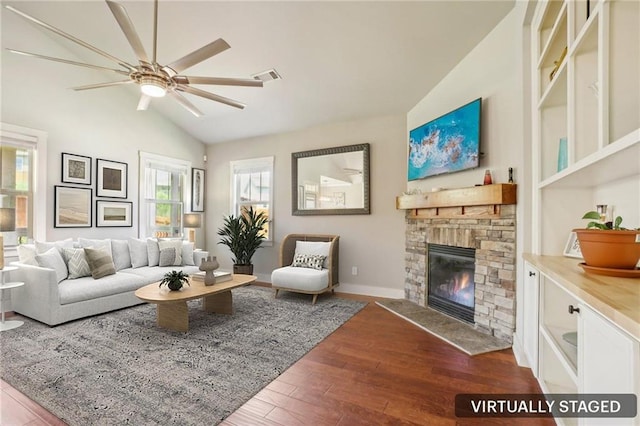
xmin=408 ymin=98 xmax=481 ymax=181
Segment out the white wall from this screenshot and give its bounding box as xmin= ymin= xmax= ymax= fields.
xmin=206 ymin=115 xmax=407 ymax=298
xmin=1 ymin=10 xmax=206 ymax=243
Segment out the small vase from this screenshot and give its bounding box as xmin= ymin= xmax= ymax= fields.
xmin=199 ymin=256 xmax=219 ymax=286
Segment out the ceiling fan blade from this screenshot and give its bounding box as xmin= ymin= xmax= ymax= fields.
xmin=72 ymin=80 xmax=134 ymax=91
xmin=6 ymin=49 xmax=130 ymax=75
xmin=178 ymin=76 xmax=263 ymax=87
xmin=137 ymin=94 xmax=151 ymax=111
xmin=177 ymin=85 xmax=245 ymax=109
xmin=106 ymin=0 xmax=150 ymax=63
xmin=164 ymin=38 xmax=230 ymax=75
xmin=5 ymin=5 xmax=136 ymax=72
xmin=168 ymin=91 xmax=203 ymax=117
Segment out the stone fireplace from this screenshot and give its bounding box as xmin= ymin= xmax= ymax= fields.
xmin=399 ymin=185 xmax=517 ymax=343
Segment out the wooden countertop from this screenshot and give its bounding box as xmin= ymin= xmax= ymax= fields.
xmin=524 ymin=254 xmax=640 ymax=341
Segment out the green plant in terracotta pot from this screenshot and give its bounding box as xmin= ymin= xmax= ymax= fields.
xmin=159 ymin=270 xmax=190 ymax=291
xmin=574 ymin=211 xmax=640 ymax=270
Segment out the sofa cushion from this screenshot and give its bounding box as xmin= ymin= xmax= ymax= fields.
xmin=17 ymin=244 xmax=38 ymax=266
xmin=62 ymin=248 xmax=92 ymax=279
xmin=35 ymin=248 xmax=69 ymax=283
xmin=35 ymin=238 xmax=74 ymax=254
xmin=182 ymin=242 xmax=195 ymax=266
xmin=292 ymin=253 xmax=326 ymax=270
xmin=271 ymin=266 xmax=329 ymax=292
xmin=295 ymin=241 xmax=331 ymax=269
xmin=58 ymin=272 xmax=147 ymax=305
xmin=147 ymin=238 xmax=160 ymax=266
xmin=128 ymin=238 xmax=148 ymax=268
xmin=158 ymin=240 xmax=182 ymax=266
xmin=120 ymin=265 xmax=201 ymax=283
xmin=78 ymin=238 xmax=112 ymax=254
xmin=84 ymin=247 xmax=116 ymax=279
xmin=111 ymin=239 xmax=132 ymax=271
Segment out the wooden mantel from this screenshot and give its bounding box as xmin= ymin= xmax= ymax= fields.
xmin=396 ymin=184 xmax=517 ymax=219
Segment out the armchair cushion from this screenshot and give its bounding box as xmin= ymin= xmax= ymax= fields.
xmin=295 ymin=241 xmax=331 ymax=269
xmin=271 ymin=266 xmax=329 ymax=292
xmin=292 ymin=253 xmax=326 ymax=270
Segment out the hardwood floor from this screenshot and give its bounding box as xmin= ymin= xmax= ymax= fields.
xmin=1 ymin=293 xmax=551 ymax=426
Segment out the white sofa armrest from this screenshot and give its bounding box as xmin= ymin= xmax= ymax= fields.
xmin=10 ymin=261 xmax=60 ymax=325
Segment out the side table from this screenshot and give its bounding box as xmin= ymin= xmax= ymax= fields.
xmin=0 ymin=266 xmax=24 ymax=332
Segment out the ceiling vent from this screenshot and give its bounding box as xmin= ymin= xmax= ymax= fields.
xmin=252 ymin=69 xmax=282 ymax=82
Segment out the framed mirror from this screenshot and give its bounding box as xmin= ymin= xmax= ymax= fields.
xmin=292 ymin=143 xmax=370 ymax=215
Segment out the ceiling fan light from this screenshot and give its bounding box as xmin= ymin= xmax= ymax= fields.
xmin=140 ymin=76 xmax=167 ymax=97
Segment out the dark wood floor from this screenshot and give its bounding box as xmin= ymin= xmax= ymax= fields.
xmin=1 ymin=293 xmax=552 ymax=426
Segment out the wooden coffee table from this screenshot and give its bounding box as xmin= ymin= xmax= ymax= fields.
xmin=135 ymin=274 xmax=256 ymax=332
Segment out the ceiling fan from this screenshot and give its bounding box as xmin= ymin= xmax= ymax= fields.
xmin=5 ymin=0 xmax=263 ymax=117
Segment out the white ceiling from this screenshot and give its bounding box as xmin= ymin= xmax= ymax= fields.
xmin=2 ymin=0 xmax=514 ymax=144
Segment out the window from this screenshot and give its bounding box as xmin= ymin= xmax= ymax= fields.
xmin=230 ymin=157 xmax=273 ymax=242
xmin=0 ymin=123 xmax=47 ymax=253
xmin=139 ymin=152 xmax=190 ymax=238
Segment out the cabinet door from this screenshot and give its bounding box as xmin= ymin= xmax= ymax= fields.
xmin=578 ymin=304 xmax=640 ymax=425
xmin=523 ymin=262 xmax=540 ymax=375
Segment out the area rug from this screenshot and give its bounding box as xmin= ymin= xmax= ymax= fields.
xmin=0 ymin=286 xmax=366 ymax=425
xmin=376 ymin=299 xmax=510 ymax=356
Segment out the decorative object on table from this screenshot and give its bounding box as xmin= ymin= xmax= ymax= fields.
xmin=54 ymin=186 xmax=92 ymax=228
xmin=96 ymin=158 xmax=128 ymax=198
xmin=217 ymin=206 xmax=268 ymax=275
xmin=96 ymin=200 xmax=132 ymax=227
xmin=159 ymin=270 xmax=190 ymax=291
xmin=183 ymin=213 xmax=202 ymax=247
xmin=483 ymin=169 xmax=492 ymax=185
xmin=191 ymin=168 xmax=205 ymax=212
xmin=191 ymin=269 xmax=232 ymax=284
xmin=549 ymin=46 xmax=567 ymax=81
xmin=563 ymin=232 xmax=583 ymax=259
xmin=61 ymin=153 xmax=92 ymax=185
xmin=198 ymin=255 xmax=220 ymax=286
xmin=0 ymin=207 xmax=16 ymax=270
xmin=573 ymin=210 xmax=640 ymax=273
xmin=557 ymin=137 xmax=568 ymax=172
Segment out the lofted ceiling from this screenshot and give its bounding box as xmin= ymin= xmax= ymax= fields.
xmin=1 ymin=0 xmax=514 ymax=144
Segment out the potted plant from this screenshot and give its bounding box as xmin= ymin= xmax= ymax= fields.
xmin=217 ymin=207 xmax=268 ymax=275
xmin=574 ymin=211 xmax=640 ymax=270
xmin=159 ymin=270 xmax=190 ymax=291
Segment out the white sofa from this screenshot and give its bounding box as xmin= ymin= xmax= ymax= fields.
xmin=10 ymin=238 xmax=208 ymax=326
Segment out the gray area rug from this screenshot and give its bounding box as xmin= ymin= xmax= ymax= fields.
xmin=376 ymin=299 xmax=510 ymax=356
xmin=0 ymin=286 xmax=365 ymax=425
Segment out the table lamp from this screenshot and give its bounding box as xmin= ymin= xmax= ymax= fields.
xmin=0 ymin=208 xmax=16 ymax=270
xmin=183 ymin=213 xmax=202 ymax=249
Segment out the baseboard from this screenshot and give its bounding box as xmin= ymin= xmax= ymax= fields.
xmin=511 ymin=331 xmax=529 ymax=368
xmin=335 ymin=283 xmax=404 ymax=299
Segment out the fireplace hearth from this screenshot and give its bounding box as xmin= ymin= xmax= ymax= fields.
xmin=428 ymin=244 xmax=476 ymax=324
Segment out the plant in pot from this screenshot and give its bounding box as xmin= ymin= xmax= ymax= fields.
xmin=159 ymin=270 xmax=190 ymax=291
xmin=217 ymin=207 xmax=268 ymax=275
xmin=574 ymin=211 xmax=640 ymax=271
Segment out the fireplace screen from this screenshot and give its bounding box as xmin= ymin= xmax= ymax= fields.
xmin=427 ymin=244 xmax=475 ymax=324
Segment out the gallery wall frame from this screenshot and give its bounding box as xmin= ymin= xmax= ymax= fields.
xmin=96 ymin=200 xmax=133 ymax=227
xmin=54 ymin=185 xmax=92 ymax=228
xmin=96 ymin=158 xmax=128 ymax=198
xmin=61 ymin=152 xmax=92 ymax=185
xmin=191 ymin=168 xmax=205 ymax=212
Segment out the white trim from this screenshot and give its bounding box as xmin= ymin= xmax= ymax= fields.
xmin=335 ymin=283 xmax=404 ymax=299
xmin=0 ymin=122 xmax=47 ymax=242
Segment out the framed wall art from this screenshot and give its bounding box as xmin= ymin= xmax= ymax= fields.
xmin=191 ymin=168 xmax=205 ymax=212
xmin=54 ymin=186 xmax=92 ymax=228
xmin=61 ymin=153 xmax=91 ymax=185
xmin=97 ymin=158 xmax=128 ymax=198
xmin=563 ymin=231 xmax=583 ymax=259
xmin=96 ymin=200 xmax=132 ymax=227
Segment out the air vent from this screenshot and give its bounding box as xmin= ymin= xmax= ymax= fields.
xmin=252 ymin=69 xmax=282 ymax=82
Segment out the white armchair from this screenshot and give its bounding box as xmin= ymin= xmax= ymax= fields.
xmin=271 ymin=234 xmax=339 ymax=304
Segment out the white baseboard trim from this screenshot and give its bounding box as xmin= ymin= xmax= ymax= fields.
xmin=335 ymin=283 xmax=404 ymax=299
xmin=511 ymin=331 xmax=529 ymax=368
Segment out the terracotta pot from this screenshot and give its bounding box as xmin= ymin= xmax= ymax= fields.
xmin=233 ymin=264 xmax=253 ymax=275
xmin=573 ymin=229 xmax=640 ymax=269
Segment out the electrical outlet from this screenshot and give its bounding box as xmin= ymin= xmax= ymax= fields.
xmin=351 ymin=266 xmax=358 ymax=276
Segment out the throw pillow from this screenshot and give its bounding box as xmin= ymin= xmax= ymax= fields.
xmin=110 ymin=239 xmax=132 ymax=271
xmin=182 ymin=242 xmax=195 ymax=266
xmin=62 ymin=248 xmax=91 ymax=279
xmin=291 ymin=253 xmax=326 ymax=270
xmin=147 ymin=238 xmax=160 ymax=266
xmin=158 ymin=248 xmax=177 ymax=267
xmin=78 ymin=238 xmax=112 ymax=254
xmin=17 ymin=244 xmax=38 ymax=265
xmin=158 ymin=240 xmax=182 ymax=266
xmin=294 ymin=241 xmax=332 ymax=269
xmin=35 ymin=247 xmax=69 ymax=283
xmin=128 ymin=238 xmax=149 ymax=268
xmin=84 ymin=247 xmax=116 ymax=279
xmin=35 ymin=238 xmax=74 ymax=254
